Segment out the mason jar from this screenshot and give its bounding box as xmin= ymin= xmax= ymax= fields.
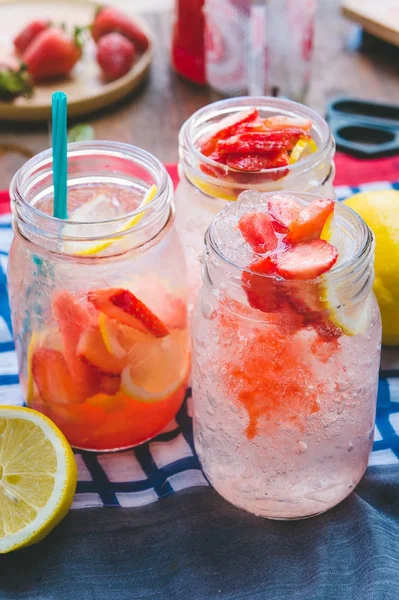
xmin=8 ymin=142 xmax=190 ymax=452
xmin=175 ymin=96 xmax=336 ymax=305
xmin=192 ymin=191 xmax=381 ymax=519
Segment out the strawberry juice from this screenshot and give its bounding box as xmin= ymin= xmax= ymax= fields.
xmin=192 ymin=191 xmax=381 ymax=519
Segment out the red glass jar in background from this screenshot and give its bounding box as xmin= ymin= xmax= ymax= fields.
xmin=172 ymin=0 xmax=206 ymax=84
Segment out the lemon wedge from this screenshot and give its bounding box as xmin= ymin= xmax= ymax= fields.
xmin=63 ymin=185 xmax=158 ymax=256
xmin=289 ymin=138 xmax=318 ymax=164
xmin=320 ymin=283 xmax=372 ymax=336
xmin=320 ymin=213 xmax=371 ymax=336
xmin=0 ymin=406 xmax=77 ymax=554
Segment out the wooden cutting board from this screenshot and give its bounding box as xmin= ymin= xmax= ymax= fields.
xmin=0 ymin=0 xmax=152 ymax=122
xmin=341 ymin=0 xmax=399 ymax=47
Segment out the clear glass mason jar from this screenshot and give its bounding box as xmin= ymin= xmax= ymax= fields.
xmin=192 ymin=192 xmax=382 ymax=519
xmin=8 ymin=142 xmax=190 ymax=452
xmin=175 ymin=96 xmax=336 ymax=305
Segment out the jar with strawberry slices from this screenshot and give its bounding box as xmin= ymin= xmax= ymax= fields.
xmin=192 ymin=191 xmax=381 ymax=519
xmin=175 ymin=96 xmax=336 ymax=306
xmin=8 ymin=142 xmax=189 ymax=451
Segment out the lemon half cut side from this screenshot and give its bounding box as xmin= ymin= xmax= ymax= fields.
xmin=0 ymin=406 xmax=77 ymax=554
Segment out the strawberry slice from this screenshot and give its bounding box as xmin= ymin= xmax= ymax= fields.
xmin=273 ymin=239 xmax=338 ymax=280
xmin=217 ymin=129 xmax=308 ymax=154
xmin=198 ymin=108 xmax=259 ymax=156
xmin=217 ymin=135 xmax=286 ymax=155
xmin=52 ymin=291 xmax=99 ymax=400
xmin=263 ymin=115 xmax=312 ymax=131
xmin=226 ymin=152 xmax=289 ymax=173
xmin=200 ymin=150 xmax=228 ymax=178
xmin=99 ymin=374 xmax=121 ymax=396
xmin=286 ymin=198 xmax=335 ymax=243
xmin=13 ymin=19 xmax=50 ymax=55
xmin=241 ymin=256 xmax=278 ymax=313
xmin=238 ymin=212 xmax=278 ymax=253
xmin=267 ymin=193 xmax=302 ymax=232
xmin=88 ymin=288 xmax=169 ymax=338
xmin=32 ymin=348 xmax=81 ymax=405
xmin=23 ymin=27 xmax=82 ymax=81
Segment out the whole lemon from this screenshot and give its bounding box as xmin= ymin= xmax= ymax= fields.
xmin=344 ymin=190 xmax=399 ymax=346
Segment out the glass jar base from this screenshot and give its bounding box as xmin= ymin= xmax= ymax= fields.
xmin=212 ymin=483 xmax=356 ymax=521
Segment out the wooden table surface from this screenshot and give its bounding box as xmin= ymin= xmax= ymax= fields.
xmin=0 ymin=0 xmax=398 ymax=188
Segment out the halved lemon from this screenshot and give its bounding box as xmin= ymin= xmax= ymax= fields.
xmin=0 ymin=406 xmax=77 ymax=554
xmin=63 ymin=185 xmax=158 ymax=256
xmin=121 ymin=329 xmax=190 ymax=403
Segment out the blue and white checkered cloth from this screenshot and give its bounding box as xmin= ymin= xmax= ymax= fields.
xmin=0 ymin=180 xmax=398 ymax=510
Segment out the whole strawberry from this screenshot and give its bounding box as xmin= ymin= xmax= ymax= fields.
xmin=96 ymin=33 xmax=135 ymax=81
xmin=13 ymin=19 xmax=50 ymax=55
xmin=23 ymin=27 xmax=82 ymax=81
xmin=92 ymin=6 xmax=149 ymax=52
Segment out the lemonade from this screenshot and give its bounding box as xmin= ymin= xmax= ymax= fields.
xmin=192 ymin=191 xmax=381 ymax=519
xmin=8 ymin=142 xmax=189 ymax=451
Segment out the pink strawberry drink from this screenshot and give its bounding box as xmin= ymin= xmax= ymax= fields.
xmin=192 ymin=191 xmax=381 ymax=519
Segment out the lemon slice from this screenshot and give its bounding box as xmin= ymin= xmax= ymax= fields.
xmin=121 ymin=329 xmax=190 ymax=403
xmin=289 ymin=138 xmax=318 ymax=164
xmin=0 ymin=406 xmax=77 ymax=554
xmin=320 ymin=214 xmax=371 ymax=335
xmin=187 ymin=174 xmax=238 ymax=202
xmin=63 ymin=185 xmax=158 ymax=256
xmin=320 ymin=284 xmax=372 ymax=336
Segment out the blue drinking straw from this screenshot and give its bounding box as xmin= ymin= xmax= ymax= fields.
xmin=52 ymin=92 xmax=68 ymax=219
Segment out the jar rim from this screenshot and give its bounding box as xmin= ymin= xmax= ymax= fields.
xmin=205 ymin=191 xmax=373 ymax=285
xmin=10 ymin=141 xmax=171 ymax=231
xmin=180 ymin=96 xmax=335 ymax=186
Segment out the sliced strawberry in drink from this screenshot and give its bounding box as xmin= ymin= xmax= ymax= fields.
xmin=77 ymin=326 xmax=127 ymax=375
xmin=200 ymin=150 xmax=228 ymax=178
xmin=32 ymin=347 xmax=82 ymax=405
xmin=217 ymin=135 xmax=286 ymax=155
xmin=88 ymin=288 xmax=169 ymax=338
xmin=267 ymin=193 xmax=302 ymax=232
xmin=99 ymin=374 xmax=121 ymax=396
xmin=273 ymin=239 xmax=338 ymax=280
xmin=313 ymin=319 xmax=342 ymax=340
xmin=286 ymin=198 xmax=335 ymax=243
xmin=236 ymin=119 xmax=269 ymax=134
xmin=198 ymin=108 xmax=259 ymax=156
xmin=238 ymin=212 xmax=278 ymax=253
xmin=52 ymin=291 xmax=99 ymax=400
xmin=242 ymin=256 xmax=278 ymax=313
xmin=263 ymin=115 xmax=312 ymax=131
xmin=217 ymin=129 xmax=308 ymax=154
xmin=226 ymin=152 xmax=288 ymax=172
